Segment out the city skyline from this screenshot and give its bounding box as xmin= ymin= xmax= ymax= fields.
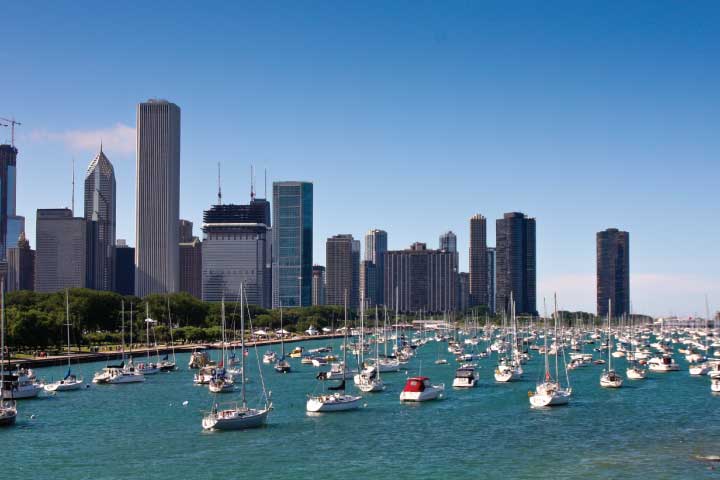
xmin=3 ymin=2 xmax=719 ymax=316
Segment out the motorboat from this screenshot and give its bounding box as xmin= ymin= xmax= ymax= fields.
xmin=262 ymin=350 xmax=277 ymax=364
xmin=399 ymin=377 xmax=444 ymax=402
xmin=2 ymin=366 xmax=43 ymax=398
xmin=452 ymin=366 xmax=478 ymax=388
xmin=92 ymin=362 xmax=145 ymax=384
xmin=648 ymin=354 xmax=680 ymax=372
xmin=189 ymin=349 xmax=210 ymax=369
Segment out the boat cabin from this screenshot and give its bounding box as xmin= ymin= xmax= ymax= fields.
xmin=403 ymin=377 xmax=430 ymax=392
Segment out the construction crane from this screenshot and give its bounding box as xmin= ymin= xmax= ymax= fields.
xmin=0 ymin=117 xmax=22 ymax=147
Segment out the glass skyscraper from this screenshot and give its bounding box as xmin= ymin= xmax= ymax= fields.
xmin=272 ymin=181 xmax=313 ymax=308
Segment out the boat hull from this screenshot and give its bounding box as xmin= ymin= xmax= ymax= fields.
xmin=202 ymin=408 xmax=269 ymax=430
xmin=2 ymin=385 xmax=42 ymax=399
xmin=306 ymin=395 xmax=361 ymax=412
xmin=399 ymin=387 xmax=444 ymax=402
xmin=44 ymin=380 xmax=83 ymax=392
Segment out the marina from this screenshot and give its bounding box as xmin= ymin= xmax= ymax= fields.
xmin=2 ymin=324 xmax=720 ymax=479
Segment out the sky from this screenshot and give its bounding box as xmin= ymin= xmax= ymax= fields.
xmin=2 ymin=1 xmax=719 ymax=316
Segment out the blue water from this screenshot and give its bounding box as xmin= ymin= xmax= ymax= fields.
xmin=3 ymin=338 xmax=720 ymax=479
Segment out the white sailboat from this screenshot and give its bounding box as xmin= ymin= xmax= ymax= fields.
xmin=202 ymin=285 xmax=271 ymax=430
xmin=307 ymin=291 xmax=362 ymax=412
xmin=45 ymin=290 xmax=84 ymax=392
xmin=494 ymin=297 xmax=523 ymax=382
xmin=529 ymin=296 xmax=572 ymax=408
xmin=93 ymin=301 xmax=145 ymax=384
xmin=356 ymin=304 xmax=385 ymax=393
xmin=136 ymin=304 xmax=160 ymax=376
xmin=208 ymin=298 xmax=234 ymax=394
xmin=0 ymin=283 xmax=17 ymax=426
xmin=600 ymin=301 xmax=623 ymax=388
xmin=274 ymin=306 xmax=291 ymax=373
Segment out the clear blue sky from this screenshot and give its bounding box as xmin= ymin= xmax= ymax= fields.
xmin=2 ymin=1 xmax=718 ymax=316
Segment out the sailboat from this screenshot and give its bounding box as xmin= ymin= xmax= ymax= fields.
xmin=45 ymin=290 xmax=84 ymax=392
xmin=494 ymin=296 xmax=523 ymax=382
xmin=208 ymin=298 xmax=234 ymax=393
xmin=0 ymin=282 xmax=17 ymax=426
xmin=158 ymin=296 xmax=177 ymax=372
xmin=137 ymin=304 xmax=160 ymax=375
xmin=307 ymin=291 xmax=362 ymax=412
xmin=600 ymin=300 xmax=623 ymax=388
xmin=529 ymin=296 xmax=572 ymax=407
xmin=274 ymin=306 xmax=291 ymax=373
xmin=202 ymin=284 xmax=272 ymax=430
xmin=93 ymin=300 xmax=145 ymax=384
xmin=355 ymin=304 xmax=385 ymax=392
xmin=626 ymin=313 xmax=647 ymax=380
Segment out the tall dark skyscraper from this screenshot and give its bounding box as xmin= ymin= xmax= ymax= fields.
xmin=7 ymin=231 xmax=34 ymax=292
xmin=0 ymin=144 xmax=23 ymax=260
xmin=597 ymin=228 xmax=630 ymax=317
xmin=135 ymin=99 xmax=181 ymax=297
xmin=84 ymin=146 xmax=116 ymax=291
xmin=364 ymin=229 xmax=387 ymax=305
xmin=114 ymin=240 xmax=135 ymax=296
xmin=272 ymin=181 xmax=312 ymax=307
xmin=312 ymin=265 xmax=325 ymax=306
xmin=469 ymin=214 xmax=488 ymax=308
xmin=384 ymin=242 xmax=457 ymax=313
xmin=179 ymin=219 xmax=194 ymax=243
xmin=496 ymin=212 xmax=536 ymax=315
xmin=360 ymin=260 xmax=377 ymax=307
xmin=487 ymin=247 xmax=496 ymax=314
xmin=439 ymin=231 xmax=457 ymax=252
xmin=325 ymin=234 xmax=359 ymax=309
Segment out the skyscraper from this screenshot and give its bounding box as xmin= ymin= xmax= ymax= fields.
xmin=202 ymin=201 xmax=269 ymax=306
xmin=312 ymin=265 xmax=326 ymax=306
xmin=469 ymin=214 xmax=488 ymax=308
xmin=114 ymin=240 xmax=135 ymax=296
xmin=135 ymin=99 xmax=180 ymax=297
xmin=35 ymin=208 xmax=87 ymax=292
xmin=486 ymin=247 xmax=496 ymax=314
xmin=360 ymin=260 xmax=377 ymax=307
xmin=496 ymin=212 xmax=536 ymax=315
xmin=179 ymin=219 xmax=194 ymax=243
xmin=597 ymin=228 xmax=630 ymax=318
xmin=180 ymin=238 xmax=202 ymax=299
xmin=439 ymin=231 xmax=457 ymax=252
xmin=457 ymin=271 xmax=470 ymax=312
xmin=364 ymin=229 xmax=387 ymax=305
xmin=0 ymin=145 xmax=19 ymax=261
xmin=272 ymin=181 xmax=312 ymax=308
xmin=384 ymin=242 xmax=457 ymax=313
xmin=7 ymin=231 xmax=34 ymax=292
xmin=84 ymin=146 xmax=116 ymax=291
xmin=325 ymin=234 xmax=359 ymax=309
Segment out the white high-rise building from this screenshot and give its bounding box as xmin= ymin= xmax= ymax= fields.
xmin=85 ymin=146 xmax=116 ymax=291
xmin=135 ymin=99 xmax=180 ymax=297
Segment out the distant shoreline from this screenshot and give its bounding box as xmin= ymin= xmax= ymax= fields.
xmin=2 ymin=333 xmax=346 ymax=369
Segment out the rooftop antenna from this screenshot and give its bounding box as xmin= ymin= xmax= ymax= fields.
xmin=71 ymin=157 xmax=75 ymax=215
xmin=217 ymin=162 xmax=222 ymax=205
xmin=250 ymin=164 xmax=255 ymax=200
xmin=264 ymin=168 xmax=267 ymax=198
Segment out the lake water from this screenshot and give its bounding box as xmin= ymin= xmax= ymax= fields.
xmin=3 ymin=337 xmax=720 ymax=479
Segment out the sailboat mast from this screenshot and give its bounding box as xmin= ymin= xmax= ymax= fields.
xmin=65 ymin=290 xmax=72 ymax=369
xmin=121 ymin=300 xmax=126 ymax=362
xmin=241 ymin=285 xmax=246 ymax=409
xmin=1 ymin=280 xmax=5 ymax=401
xmin=343 ymin=289 xmax=348 ymax=394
